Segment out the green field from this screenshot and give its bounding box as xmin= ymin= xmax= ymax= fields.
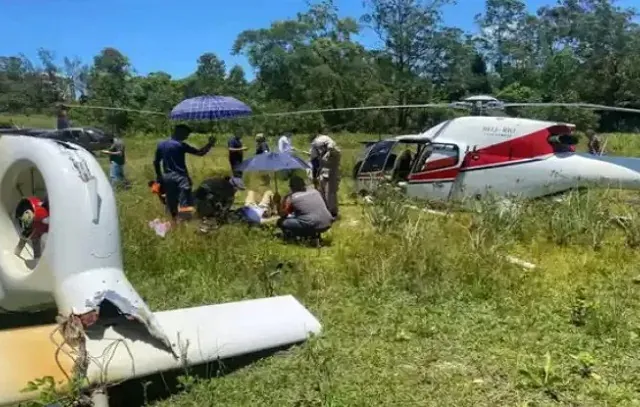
xmin=6 ymin=118 xmax=640 ymax=406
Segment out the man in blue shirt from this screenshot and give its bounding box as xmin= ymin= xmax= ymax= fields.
xmin=56 ymin=108 xmax=71 ymax=129
xmin=154 ymin=124 xmax=216 ymax=221
xmin=227 ymin=134 xmax=247 ymax=177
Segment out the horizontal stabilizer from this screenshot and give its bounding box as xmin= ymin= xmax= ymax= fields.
xmin=0 ymin=295 xmax=321 ymax=405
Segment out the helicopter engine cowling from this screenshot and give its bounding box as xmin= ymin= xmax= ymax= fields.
xmin=548 ymin=134 xmax=579 ymax=146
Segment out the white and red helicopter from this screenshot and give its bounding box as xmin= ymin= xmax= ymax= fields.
xmin=349 ymin=95 xmax=640 ymax=203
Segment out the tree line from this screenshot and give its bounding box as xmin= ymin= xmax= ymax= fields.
xmin=2 ymin=0 xmax=640 ymax=136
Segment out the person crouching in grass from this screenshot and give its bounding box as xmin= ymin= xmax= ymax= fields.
xmin=194 ymin=176 xmax=246 ymax=233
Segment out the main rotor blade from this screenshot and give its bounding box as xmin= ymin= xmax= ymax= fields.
xmin=64 ymin=104 xmax=166 ymax=115
xmin=262 ymin=103 xmax=454 ymax=117
xmin=503 ymin=102 xmax=640 ymax=114
xmin=63 ymin=102 xmax=456 ymax=118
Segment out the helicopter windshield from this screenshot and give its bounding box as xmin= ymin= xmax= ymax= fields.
xmin=359 ymin=140 xmax=396 ymax=173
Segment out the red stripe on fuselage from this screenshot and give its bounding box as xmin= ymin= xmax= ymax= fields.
xmin=463 ymin=125 xmax=574 ymax=169
xmin=410 ymin=124 xmax=574 ymax=183
xmin=409 ymin=167 xmax=459 ymax=181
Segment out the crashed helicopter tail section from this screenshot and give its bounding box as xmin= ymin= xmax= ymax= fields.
xmin=0 ymin=134 xmax=322 ymax=405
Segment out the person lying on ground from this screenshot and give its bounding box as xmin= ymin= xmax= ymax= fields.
xmin=153 ymin=124 xmax=216 ymax=223
xmin=237 ymin=189 xmax=282 ymax=225
xmin=277 ymin=175 xmax=334 ymax=239
xmin=194 ymin=175 xmax=246 ymax=223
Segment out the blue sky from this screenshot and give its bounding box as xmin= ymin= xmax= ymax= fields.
xmin=1 ymin=0 xmax=638 ymax=80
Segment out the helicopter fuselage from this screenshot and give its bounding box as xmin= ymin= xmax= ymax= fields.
xmin=355 ymin=116 xmax=640 ymax=202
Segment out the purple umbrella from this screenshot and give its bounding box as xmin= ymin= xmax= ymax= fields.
xmin=170 ymin=95 xmax=252 ymax=121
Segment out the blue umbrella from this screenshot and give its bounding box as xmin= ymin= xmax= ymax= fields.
xmin=236 ymin=152 xmax=310 ymax=172
xmin=236 ymin=152 xmax=310 ymax=193
xmin=170 ymin=95 xmax=252 ymax=121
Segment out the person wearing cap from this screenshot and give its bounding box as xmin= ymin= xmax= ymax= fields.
xmin=228 ymin=134 xmax=248 ymax=177
xmin=255 ymin=133 xmax=270 ymax=155
xmin=153 ymin=124 xmax=216 ymax=222
xmin=194 ymin=175 xmax=245 ymax=231
xmin=309 ymin=133 xmax=341 ymax=218
xmin=277 ymin=175 xmax=333 ymax=239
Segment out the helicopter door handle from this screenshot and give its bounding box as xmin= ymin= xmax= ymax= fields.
xmin=433 ymin=182 xmax=444 ymax=188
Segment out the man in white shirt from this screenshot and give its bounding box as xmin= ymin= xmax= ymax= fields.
xmin=278 ymin=132 xmax=294 ymax=153
xmin=278 ymin=132 xmax=308 ymax=180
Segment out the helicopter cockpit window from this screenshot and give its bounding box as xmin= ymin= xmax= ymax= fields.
xmin=59 ymin=130 xmax=73 ymax=141
xmin=70 ymin=130 xmax=85 ymax=142
xmin=359 ymin=140 xmax=397 ymax=173
xmin=414 ymin=143 xmax=459 ymax=172
xmin=85 ymin=127 xmax=109 ymax=143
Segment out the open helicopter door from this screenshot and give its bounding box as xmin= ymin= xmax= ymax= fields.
xmin=406 ymin=142 xmax=466 ymax=202
xmin=354 ymin=137 xmax=431 ymax=195
xmin=354 ymin=139 xmax=397 ymax=194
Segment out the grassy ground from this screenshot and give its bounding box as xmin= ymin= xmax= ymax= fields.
xmin=6 ymin=118 xmax=640 ymax=405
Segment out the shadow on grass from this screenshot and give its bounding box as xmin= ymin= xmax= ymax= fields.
xmin=0 ymin=308 xmax=58 ymax=330
xmin=108 ymin=343 xmax=300 ymax=407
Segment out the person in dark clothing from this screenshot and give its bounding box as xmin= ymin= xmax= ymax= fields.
xmin=587 ymin=129 xmax=604 ymax=155
xmin=393 ymin=148 xmax=413 ymax=181
xmin=228 ymin=134 xmax=247 ymax=177
xmin=255 ymin=133 xmax=270 ymax=155
xmin=194 ymin=176 xmax=245 ymax=232
xmin=57 ymin=108 xmax=71 ymax=130
xmin=153 ymin=124 xmax=216 ymax=222
xmin=101 ymin=137 xmax=129 ymax=187
xmin=277 ymin=175 xmax=333 ymax=239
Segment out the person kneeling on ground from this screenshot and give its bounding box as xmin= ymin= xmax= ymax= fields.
xmin=277 ymin=175 xmax=333 ymax=240
xmin=194 ymin=176 xmax=245 ymax=231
